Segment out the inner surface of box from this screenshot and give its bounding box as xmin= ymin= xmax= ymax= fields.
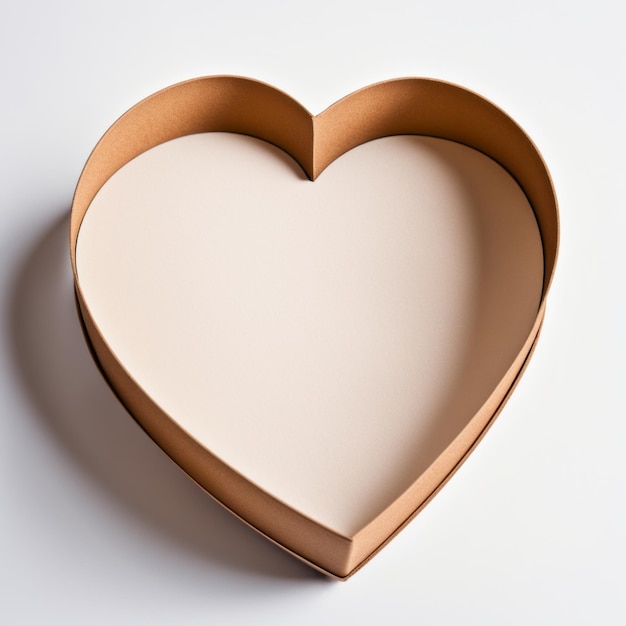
xmin=76 ymin=132 xmax=543 ymax=537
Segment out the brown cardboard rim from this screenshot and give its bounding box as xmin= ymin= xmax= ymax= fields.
xmin=70 ymin=76 xmax=559 ymax=580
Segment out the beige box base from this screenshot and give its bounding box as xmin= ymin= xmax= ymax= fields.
xmin=70 ymin=76 xmax=558 ymax=579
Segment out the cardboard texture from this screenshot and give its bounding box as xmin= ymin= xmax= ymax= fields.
xmin=70 ymin=76 xmax=559 ymax=579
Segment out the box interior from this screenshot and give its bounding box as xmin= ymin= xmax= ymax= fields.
xmin=76 ymin=132 xmax=543 ymax=537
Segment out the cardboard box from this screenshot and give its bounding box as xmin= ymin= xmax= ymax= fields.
xmin=70 ymin=76 xmax=558 ymax=579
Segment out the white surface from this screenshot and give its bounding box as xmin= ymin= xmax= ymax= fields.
xmin=76 ymin=133 xmax=542 ymax=535
xmin=1 ymin=1 xmax=624 ymax=624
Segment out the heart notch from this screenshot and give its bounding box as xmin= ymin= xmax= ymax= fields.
xmin=70 ymin=76 xmax=558 ymax=579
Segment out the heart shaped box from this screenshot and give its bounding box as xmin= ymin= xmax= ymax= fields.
xmin=70 ymin=76 xmax=558 ymax=579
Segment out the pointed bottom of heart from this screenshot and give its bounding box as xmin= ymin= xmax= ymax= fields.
xmin=75 ymin=132 xmax=544 ymax=578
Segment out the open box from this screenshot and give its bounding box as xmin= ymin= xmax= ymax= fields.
xmin=70 ymin=76 xmax=558 ymax=579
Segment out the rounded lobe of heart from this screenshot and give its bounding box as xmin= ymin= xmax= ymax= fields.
xmin=75 ymin=132 xmax=543 ymax=538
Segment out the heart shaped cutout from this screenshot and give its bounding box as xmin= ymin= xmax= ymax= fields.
xmin=70 ymin=77 xmax=558 ymax=579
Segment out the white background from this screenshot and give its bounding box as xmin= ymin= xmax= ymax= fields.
xmin=1 ymin=1 xmax=624 ymax=624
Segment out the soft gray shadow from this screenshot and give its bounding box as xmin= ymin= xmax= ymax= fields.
xmin=7 ymin=211 xmax=324 ymax=583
